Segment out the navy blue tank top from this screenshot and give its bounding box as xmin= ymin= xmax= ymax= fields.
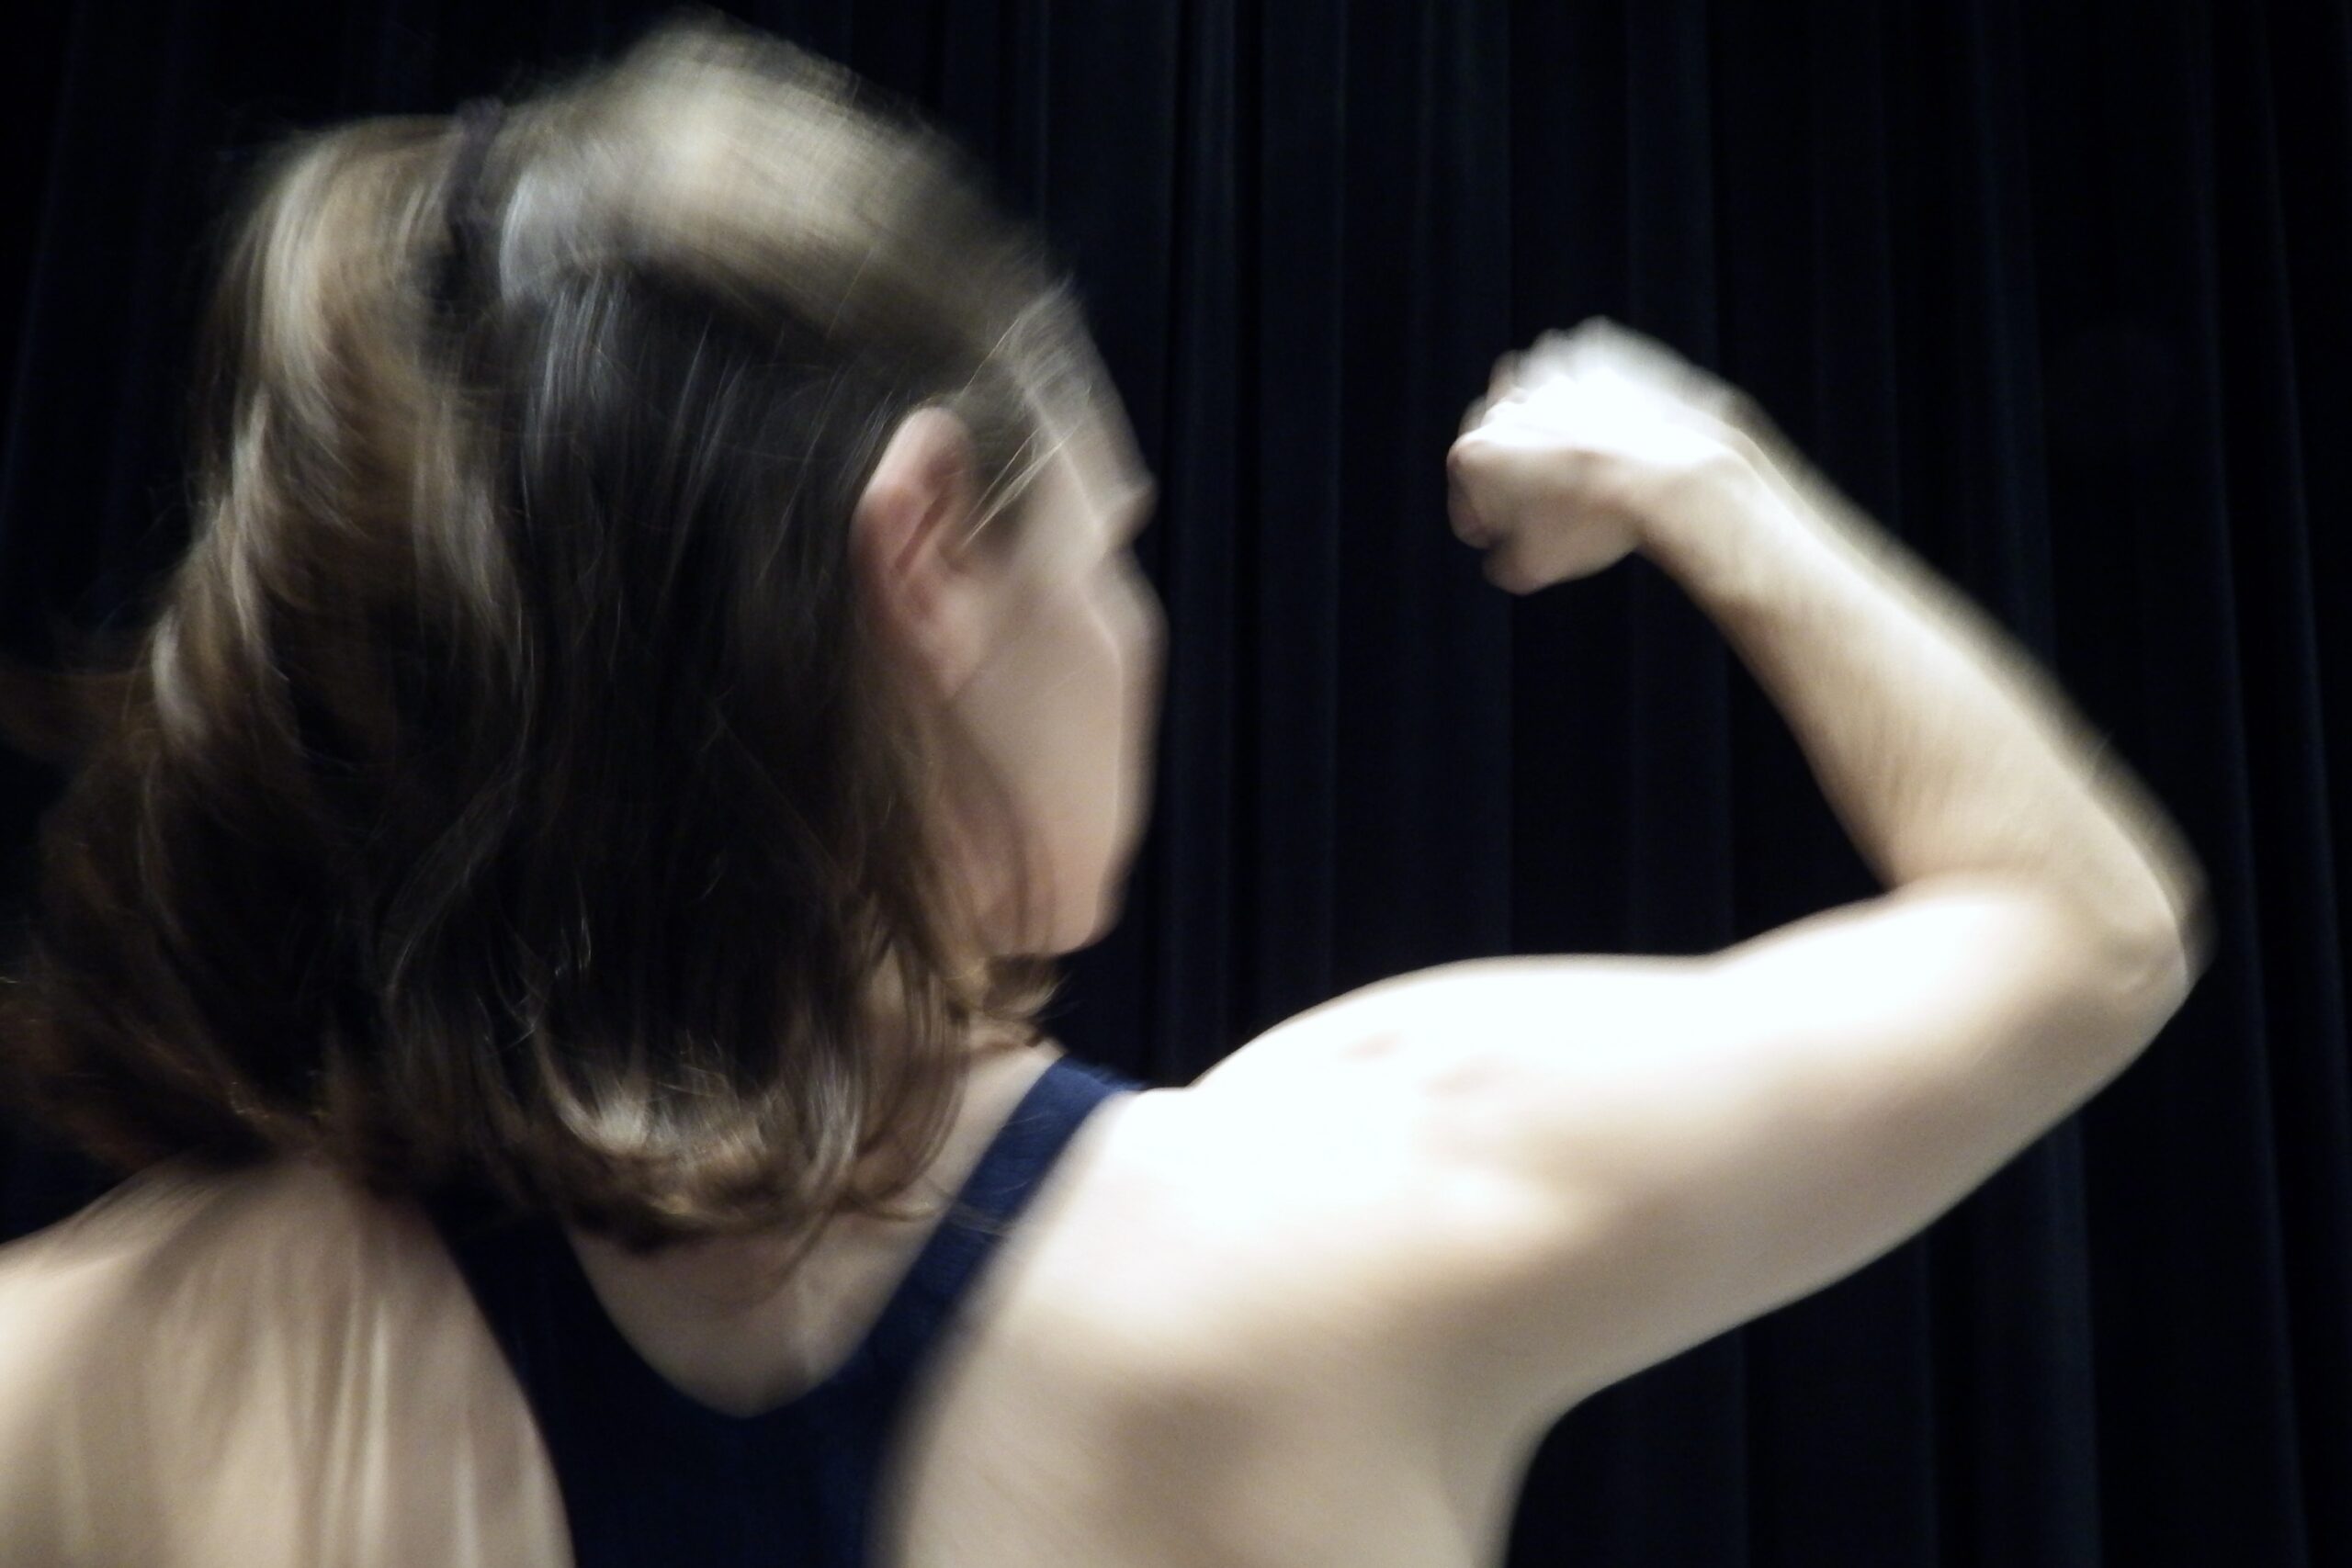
xmin=422 ymin=1053 xmax=1148 ymax=1568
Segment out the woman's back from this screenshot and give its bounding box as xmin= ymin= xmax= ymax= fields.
xmin=0 ymin=1042 xmax=1510 ymax=1568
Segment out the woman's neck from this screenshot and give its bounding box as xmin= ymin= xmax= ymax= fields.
xmin=561 ymin=1034 xmax=1063 ymax=1415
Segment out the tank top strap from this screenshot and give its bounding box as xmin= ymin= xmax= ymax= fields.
xmin=418 ymin=1051 xmax=1148 ymax=1568
xmin=864 ymin=1051 xmax=1146 ymax=1363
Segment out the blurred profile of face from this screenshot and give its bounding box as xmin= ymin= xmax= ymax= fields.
xmin=852 ymin=386 xmax=1164 ymax=960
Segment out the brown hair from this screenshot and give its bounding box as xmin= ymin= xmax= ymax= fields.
xmin=0 ymin=9 xmax=1113 ymax=1256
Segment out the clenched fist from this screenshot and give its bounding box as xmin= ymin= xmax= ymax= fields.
xmin=1447 ymin=318 xmax=1770 ymax=595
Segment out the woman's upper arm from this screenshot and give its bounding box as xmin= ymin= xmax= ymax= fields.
xmin=1182 ymin=877 xmax=2190 ymax=1438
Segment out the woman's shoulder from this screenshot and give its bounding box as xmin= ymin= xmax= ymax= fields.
xmin=0 ymin=1155 xmax=448 ymax=1430
xmin=0 ymin=1155 xmax=439 ymax=1326
xmin=0 ymin=1155 xmax=565 ymax=1565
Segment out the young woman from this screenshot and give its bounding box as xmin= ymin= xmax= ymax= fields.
xmin=0 ymin=13 xmax=2207 ymax=1567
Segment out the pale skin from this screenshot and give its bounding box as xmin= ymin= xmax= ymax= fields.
xmin=0 ymin=319 xmax=2205 ymax=1566
xmin=569 ymin=321 xmax=2201 ymax=1568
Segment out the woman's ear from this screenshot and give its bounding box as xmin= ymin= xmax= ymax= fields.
xmin=853 ymin=404 xmax=993 ymax=698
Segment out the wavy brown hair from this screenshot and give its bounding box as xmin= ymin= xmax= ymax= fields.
xmin=0 ymin=10 xmax=1110 ymax=1254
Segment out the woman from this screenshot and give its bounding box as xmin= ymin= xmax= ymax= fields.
xmin=0 ymin=10 xmax=2209 ymax=1568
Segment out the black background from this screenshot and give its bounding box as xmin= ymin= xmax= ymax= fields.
xmin=2 ymin=3 xmax=2346 ymax=1563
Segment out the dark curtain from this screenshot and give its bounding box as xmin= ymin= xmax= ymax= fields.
xmin=3 ymin=3 xmax=2346 ymax=1564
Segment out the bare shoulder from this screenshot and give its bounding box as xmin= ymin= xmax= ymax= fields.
xmin=0 ymin=1161 xmax=369 ymax=1554
xmin=978 ymin=1059 xmax=1488 ymax=1378
xmin=0 ymin=1156 xmax=481 ymax=1406
xmin=960 ymin=1023 xmax=1553 ymax=1460
xmin=888 ymin=1066 xmax=1509 ymax=1568
xmin=0 ymin=1159 xmax=319 ymax=1349
xmin=0 ymin=1157 xmax=564 ymax=1566
xmin=0 ymin=1157 xmax=447 ymax=1303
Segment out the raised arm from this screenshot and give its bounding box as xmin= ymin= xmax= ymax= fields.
xmin=1188 ymin=321 xmax=2208 ymax=1449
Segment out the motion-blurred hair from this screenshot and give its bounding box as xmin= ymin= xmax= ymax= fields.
xmin=0 ymin=7 xmax=1113 ymax=1254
